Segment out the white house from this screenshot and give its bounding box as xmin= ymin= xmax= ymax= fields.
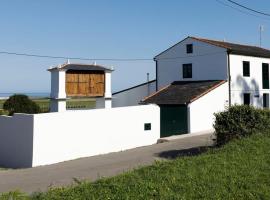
xmin=113 ymin=36 xmax=270 ymax=137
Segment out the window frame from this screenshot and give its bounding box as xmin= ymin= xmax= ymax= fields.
xmin=262 ymin=63 xmax=269 ymax=89
xmin=144 ymin=123 xmax=151 ymax=131
xmin=243 ymin=93 xmax=250 ymax=105
xmin=186 ymin=44 xmax=193 ymax=54
xmin=182 ymin=63 xmax=192 ymax=79
xmin=243 ymin=61 xmax=250 ymax=77
xmin=263 ymin=93 xmax=269 ymax=108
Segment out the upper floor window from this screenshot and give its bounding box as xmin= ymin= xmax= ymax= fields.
xmin=262 ymin=63 xmax=269 ymax=89
xmin=243 ymin=61 xmax=250 ymax=77
xmin=186 ymin=44 xmax=193 ymax=54
xmin=183 ymin=64 xmax=192 ymax=78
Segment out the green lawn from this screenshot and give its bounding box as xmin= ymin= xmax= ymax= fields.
xmin=0 ymin=98 xmax=95 ymax=114
xmin=1 ymin=132 xmax=270 ymax=199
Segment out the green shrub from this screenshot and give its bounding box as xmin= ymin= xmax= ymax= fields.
xmin=214 ymin=105 xmax=270 ymax=146
xmin=0 ymin=109 xmax=8 ymax=115
xmin=3 ymin=94 xmax=41 ymax=116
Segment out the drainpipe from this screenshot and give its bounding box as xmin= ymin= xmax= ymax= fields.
xmin=227 ymin=50 xmax=232 ymax=107
xmin=154 ymin=58 xmax=158 ymax=92
xmin=147 ymin=73 xmax=150 ymax=96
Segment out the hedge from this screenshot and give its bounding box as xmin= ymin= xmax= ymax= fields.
xmin=214 ymin=105 xmax=270 ymax=146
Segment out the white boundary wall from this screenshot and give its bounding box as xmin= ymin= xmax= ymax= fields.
xmin=0 ymin=105 xmax=160 ymax=168
xmin=0 ymin=114 xmax=34 ymax=168
xmin=189 ymin=82 xmax=228 ymax=133
xmin=112 ymin=81 xmax=156 ymax=107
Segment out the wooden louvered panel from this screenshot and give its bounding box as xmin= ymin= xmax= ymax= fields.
xmin=66 ymin=70 xmax=105 ymax=97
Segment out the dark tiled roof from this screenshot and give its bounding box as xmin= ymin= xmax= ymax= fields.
xmin=191 ymin=37 xmax=270 ymax=58
xmin=142 ymin=80 xmax=226 ymax=105
xmin=154 ymin=36 xmax=270 ymax=59
xmin=48 ymin=63 xmax=113 ymax=72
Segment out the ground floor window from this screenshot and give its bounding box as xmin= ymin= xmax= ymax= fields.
xmin=243 ymin=93 xmax=250 ymax=105
xmin=263 ymin=93 xmax=269 ymax=108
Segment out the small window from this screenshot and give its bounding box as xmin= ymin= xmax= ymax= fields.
xmin=186 ymin=44 xmax=193 ymax=54
xmin=243 ymin=93 xmax=250 ymax=105
xmin=144 ymin=123 xmax=151 ymax=131
xmin=183 ymin=64 xmax=192 ymax=78
xmin=243 ymin=61 xmax=250 ymax=77
xmin=262 ymin=63 xmax=269 ymax=89
xmin=263 ymin=93 xmax=269 ymax=108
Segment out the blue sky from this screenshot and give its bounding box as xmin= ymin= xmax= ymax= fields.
xmin=0 ymin=0 xmax=270 ymax=93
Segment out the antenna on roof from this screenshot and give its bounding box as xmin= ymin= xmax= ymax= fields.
xmin=259 ymin=25 xmax=264 ymax=47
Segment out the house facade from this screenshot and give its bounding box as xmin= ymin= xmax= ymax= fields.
xmin=155 ymin=37 xmax=270 ymax=108
xmin=113 ymin=36 xmax=270 ymax=137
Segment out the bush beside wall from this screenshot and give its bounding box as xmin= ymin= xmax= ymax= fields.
xmin=3 ymin=95 xmax=41 ymax=115
xmin=214 ymin=105 xmax=270 ymax=146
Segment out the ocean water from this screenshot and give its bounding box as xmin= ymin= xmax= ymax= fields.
xmin=0 ymin=93 xmax=50 ymax=99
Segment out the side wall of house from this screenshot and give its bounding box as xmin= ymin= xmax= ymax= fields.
xmin=112 ymin=81 xmax=156 ymax=107
xmin=32 ymin=105 xmax=160 ymax=167
xmin=0 ymin=114 xmax=34 ymax=168
xmin=230 ymin=54 xmax=270 ymax=108
xmin=189 ymin=82 xmax=228 ymax=133
xmin=156 ymin=38 xmax=228 ymax=90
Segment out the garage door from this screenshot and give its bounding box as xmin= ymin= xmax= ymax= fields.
xmin=160 ymin=105 xmax=188 ymax=138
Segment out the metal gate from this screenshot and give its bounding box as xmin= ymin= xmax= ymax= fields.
xmin=160 ymin=105 xmax=188 ymax=138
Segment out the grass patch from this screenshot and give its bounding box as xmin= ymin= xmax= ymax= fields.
xmin=1 ymin=132 xmax=270 ymax=199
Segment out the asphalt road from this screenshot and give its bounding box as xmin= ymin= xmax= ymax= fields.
xmin=0 ymin=132 xmax=213 ymax=194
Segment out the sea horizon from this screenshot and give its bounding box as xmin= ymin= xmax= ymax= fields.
xmin=0 ymin=92 xmax=50 ymax=99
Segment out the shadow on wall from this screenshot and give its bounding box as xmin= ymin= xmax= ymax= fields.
xmin=0 ymin=115 xmax=34 ymax=169
xmin=234 ymin=75 xmax=262 ymax=105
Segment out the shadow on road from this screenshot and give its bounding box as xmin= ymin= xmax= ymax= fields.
xmin=156 ymin=146 xmax=213 ymax=159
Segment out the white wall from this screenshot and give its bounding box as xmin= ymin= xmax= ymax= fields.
xmin=112 ymin=81 xmax=156 ymax=107
xmin=0 ymin=114 xmax=34 ymax=168
xmin=156 ymin=37 xmax=228 ymax=90
xmin=32 ymin=105 xmax=159 ymax=167
xmin=0 ymin=105 xmax=160 ymax=168
xmin=189 ymin=82 xmax=228 ymax=133
xmin=230 ymin=54 xmax=270 ymax=108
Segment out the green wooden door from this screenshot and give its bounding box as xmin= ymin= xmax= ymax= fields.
xmin=160 ymin=105 xmax=188 ymax=138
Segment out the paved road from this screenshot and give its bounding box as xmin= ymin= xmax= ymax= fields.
xmin=0 ymin=132 xmax=213 ymax=194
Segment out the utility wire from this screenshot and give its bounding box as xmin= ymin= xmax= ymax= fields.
xmin=215 ymin=0 xmax=270 ymax=20
xmin=227 ymin=0 xmax=270 ymax=17
xmin=0 ymin=50 xmax=226 ymax=61
xmin=0 ymin=51 xmax=152 ymax=61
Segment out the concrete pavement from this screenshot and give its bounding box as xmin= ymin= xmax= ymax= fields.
xmin=0 ymin=131 xmax=214 ymax=194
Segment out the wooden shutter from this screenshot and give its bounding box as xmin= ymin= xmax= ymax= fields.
xmin=66 ymin=70 xmax=105 ymax=97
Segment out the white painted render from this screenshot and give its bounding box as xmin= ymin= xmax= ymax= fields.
xmin=189 ymin=82 xmax=229 ymax=133
xmin=0 ymin=105 xmax=160 ymax=168
xmin=105 ymin=71 xmax=112 ymax=98
xmin=50 ymin=69 xmax=67 ymax=99
xmin=112 ymin=81 xmax=156 ymax=107
xmin=50 ymin=99 xmax=67 ymax=112
xmin=155 ymin=37 xmax=228 ymax=90
xmin=50 ymin=69 xmax=67 ymax=112
xmin=229 ymin=54 xmax=270 ymax=108
xmin=104 ymin=71 xmax=112 ymax=108
xmin=0 ymin=114 xmax=34 ymax=168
